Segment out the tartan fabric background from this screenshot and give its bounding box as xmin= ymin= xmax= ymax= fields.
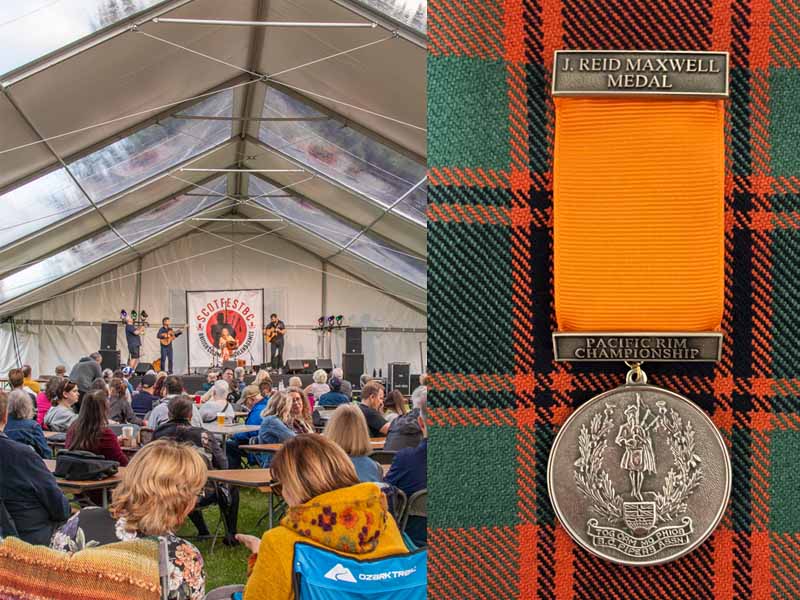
xmin=426 ymin=0 xmax=800 ymax=598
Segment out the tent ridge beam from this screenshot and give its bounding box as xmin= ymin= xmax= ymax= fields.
xmin=1 ymin=88 xmax=142 ymax=259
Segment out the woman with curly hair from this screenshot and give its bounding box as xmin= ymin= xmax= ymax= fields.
xmin=51 ymin=439 xmax=207 ymax=599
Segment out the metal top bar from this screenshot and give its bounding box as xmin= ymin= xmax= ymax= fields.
xmin=152 ymin=18 xmax=377 ymax=28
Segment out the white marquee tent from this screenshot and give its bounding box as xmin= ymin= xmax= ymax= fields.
xmin=0 ymin=0 xmax=427 ymax=377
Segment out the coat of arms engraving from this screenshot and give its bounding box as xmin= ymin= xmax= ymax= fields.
xmin=573 ymin=393 xmax=703 ymax=558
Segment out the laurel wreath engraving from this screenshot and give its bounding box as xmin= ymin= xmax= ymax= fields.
xmin=652 ymin=406 xmax=703 ymax=522
xmin=573 ymin=400 xmax=703 ymax=526
xmin=573 ymin=404 xmax=624 ymax=523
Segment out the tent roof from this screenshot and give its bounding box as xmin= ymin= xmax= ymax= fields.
xmin=0 ymin=0 xmax=426 ymax=318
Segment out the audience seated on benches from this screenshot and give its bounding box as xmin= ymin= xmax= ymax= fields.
xmin=0 ymin=391 xmax=70 ymax=545
xmin=147 ymin=376 xmax=202 ymax=430
xmin=256 ymin=388 xmax=313 ymax=467
xmin=226 ymin=379 xmax=271 ymax=469
xmin=357 ymin=381 xmax=391 ymax=437
xmin=108 ymin=377 xmax=145 ymax=426
xmin=385 ymin=394 xmax=428 ymax=547
xmin=51 ymin=439 xmax=207 ymax=599
xmin=199 ymin=381 xmax=236 ymax=423
xmin=384 ymin=385 xmax=426 ymax=452
xmin=236 ymin=435 xmax=409 ymax=600
xmin=317 ymin=376 xmax=349 ymax=407
xmin=65 ymin=389 xmax=129 ymax=467
xmin=153 ymin=395 xmax=240 ymax=545
xmin=324 ymin=403 xmax=383 ymax=483
xmin=36 ymin=376 xmax=61 ymax=425
xmin=5 ymin=389 xmax=52 ymax=459
xmin=43 ymin=378 xmax=79 ymax=432
xmin=383 ymin=389 xmax=409 ymax=423
xmin=132 ymin=373 xmax=160 ymax=417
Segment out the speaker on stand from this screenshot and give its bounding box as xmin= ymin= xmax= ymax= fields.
xmin=342 ymin=353 xmax=364 ymax=388
xmin=345 ymin=327 xmax=362 ymax=354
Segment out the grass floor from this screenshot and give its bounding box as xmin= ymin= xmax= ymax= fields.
xmin=177 ymin=488 xmax=280 ymax=591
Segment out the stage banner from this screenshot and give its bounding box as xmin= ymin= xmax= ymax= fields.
xmin=186 ymin=289 xmax=264 ymax=369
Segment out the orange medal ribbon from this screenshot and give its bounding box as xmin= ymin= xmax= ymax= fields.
xmin=553 ymin=97 xmax=725 ymax=332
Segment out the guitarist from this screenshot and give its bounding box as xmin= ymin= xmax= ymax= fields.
xmin=156 ymin=317 xmax=181 ymax=374
xmin=264 ymin=313 xmax=286 ymax=370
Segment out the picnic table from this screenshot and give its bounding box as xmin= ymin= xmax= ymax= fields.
xmin=44 ymin=459 xmax=124 ymax=509
xmin=202 ymin=423 xmax=259 ymax=442
xmin=207 ymin=468 xmax=281 ymax=528
xmin=243 ymin=437 xmax=386 ymax=455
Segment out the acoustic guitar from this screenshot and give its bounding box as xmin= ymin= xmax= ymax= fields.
xmin=159 ymin=328 xmax=182 ymax=347
xmin=264 ymin=325 xmax=284 ymax=343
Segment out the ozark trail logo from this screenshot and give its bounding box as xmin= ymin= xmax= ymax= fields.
xmin=324 ymin=564 xmax=356 ymax=583
xmin=573 ymin=394 xmax=703 ymax=558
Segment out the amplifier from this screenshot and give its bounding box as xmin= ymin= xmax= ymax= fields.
xmin=388 ymin=362 xmax=411 ymax=395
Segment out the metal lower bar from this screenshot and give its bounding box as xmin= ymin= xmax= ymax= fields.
xmin=152 ymin=18 xmax=377 ymax=28
xmin=191 ymin=218 xmax=283 ymax=222
xmin=173 ymin=115 xmax=329 ymax=121
xmin=180 ymin=168 xmax=304 ymax=173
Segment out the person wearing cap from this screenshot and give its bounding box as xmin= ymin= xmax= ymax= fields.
xmin=317 ymin=376 xmax=349 ymax=407
xmin=131 ymin=373 xmax=160 ymax=418
xmin=121 ymin=366 xmax=135 ymax=395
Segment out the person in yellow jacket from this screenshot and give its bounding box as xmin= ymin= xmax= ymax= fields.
xmin=236 ymin=434 xmax=409 ymax=600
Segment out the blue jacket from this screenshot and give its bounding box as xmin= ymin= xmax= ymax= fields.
xmin=256 ymin=416 xmax=296 ymax=467
xmin=350 ymin=455 xmax=383 ymax=483
xmin=384 ymin=439 xmax=427 ymax=547
xmin=231 ymin=398 xmax=269 ymax=443
xmin=317 ymin=391 xmax=349 ymax=407
xmin=0 ymin=432 xmax=70 ymax=545
xmin=5 ymin=414 xmax=51 ymax=459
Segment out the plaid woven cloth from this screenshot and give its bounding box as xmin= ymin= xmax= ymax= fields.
xmin=427 ymin=0 xmax=800 ymax=598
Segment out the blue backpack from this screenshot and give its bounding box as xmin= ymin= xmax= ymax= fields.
xmin=291 ymin=541 xmax=427 ymax=600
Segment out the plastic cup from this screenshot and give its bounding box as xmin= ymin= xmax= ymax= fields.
xmin=217 ymin=413 xmax=225 ymax=426
xmin=122 ymin=426 xmax=134 ymax=439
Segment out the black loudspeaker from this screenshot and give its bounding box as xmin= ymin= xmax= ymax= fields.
xmin=99 ymin=349 xmax=120 ymax=371
xmin=285 ymin=359 xmax=305 ymax=373
xmin=222 ymin=360 xmax=237 ymax=371
xmin=317 ymin=358 xmax=333 ymax=372
xmin=342 ymin=353 xmax=364 ymax=387
xmin=410 ymin=374 xmax=421 ymax=391
xmin=134 ymin=362 xmax=152 ymax=375
xmin=345 ymin=327 xmax=362 ymax=354
xmin=100 ymin=323 xmax=117 ymax=350
xmin=286 ymin=359 xmax=317 ymax=374
xmin=388 ymin=362 xmax=411 ymax=395
xmin=181 ymin=375 xmax=206 ymax=394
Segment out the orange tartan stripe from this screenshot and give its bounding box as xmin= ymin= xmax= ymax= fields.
xmin=427 ymin=203 xmax=511 ymax=225
xmin=429 ymin=407 xmax=517 ymax=427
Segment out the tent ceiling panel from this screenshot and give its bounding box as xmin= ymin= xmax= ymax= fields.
xmin=241 ymin=139 xmax=425 ymax=256
xmin=260 ymin=0 xmax=425 ymax=156
xmin=6 ymin=0 xmax=255 ymax=164
xmin=0 ymin=211 xmax=108 ymax=278
xmin=246 ymin=175 xmax=425 ymax=291
xmin=329 ymin=251 xmax=426 ymax=309
xmin=0 ymin=94 xmax=55 ymax=190
xmin=0 ymin=176 xmax=230 ymax=314
xmin=347 ymin=0 xmax=427 ymax=33
xmin=0 ymin=0 xmax=167 ymax=78
xmin=259 ymin=84 xmax=425 ymax=225
xmin=0 ymin=139 xmax=238 ymax=277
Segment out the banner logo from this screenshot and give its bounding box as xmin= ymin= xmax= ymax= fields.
xmin=186 ymin=290 xmax=263 ymax=368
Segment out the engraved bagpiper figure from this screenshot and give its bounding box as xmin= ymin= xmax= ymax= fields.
xmin=614 ymin=395 xmax=658 ymax=501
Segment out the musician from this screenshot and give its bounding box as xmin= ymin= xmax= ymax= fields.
xmin=219 ymin=327 xmax=238 ymax=362
xmin=210 ymin=312 xmax=234 ymax=348
xmin=156 ymin=317 xmax=181 ymax=375
xmin=124 ymin=316 xmax=144 ymax=369
xmin=264 ymin=313 xmax=286 ymax=370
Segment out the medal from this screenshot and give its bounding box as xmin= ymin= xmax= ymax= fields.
xmin=547 ymin=363 xmax=730 ymax=565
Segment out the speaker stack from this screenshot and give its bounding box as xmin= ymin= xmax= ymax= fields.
xmin=99 ymin=322 xmax=120 ymax=370
xmin=342 ymin=327 xmax=364 ymax=387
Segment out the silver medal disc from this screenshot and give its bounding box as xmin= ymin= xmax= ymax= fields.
xmin=547 ymin=382 xmax=731 ymax=565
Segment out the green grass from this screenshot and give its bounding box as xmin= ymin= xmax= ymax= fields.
xmin=177 ymin=488 xmax=280 ymax=590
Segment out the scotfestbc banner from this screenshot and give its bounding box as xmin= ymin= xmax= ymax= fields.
xmin=186 ymin=290 xmax=263 ymax=368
